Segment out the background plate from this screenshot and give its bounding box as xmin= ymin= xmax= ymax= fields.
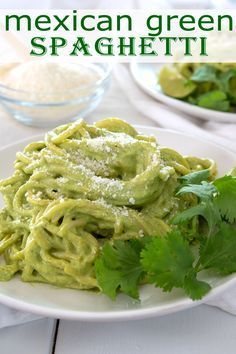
xmin=0 ymin=126 xmax=235 ymax=321
xmin=130 ymin=63 xmax=236 ymax=123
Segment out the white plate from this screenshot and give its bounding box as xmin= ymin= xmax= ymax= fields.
xmin=130 ymin=63 xmax=236 ymax=124
xmin=0 ymin=126 xmax=236 ymax=322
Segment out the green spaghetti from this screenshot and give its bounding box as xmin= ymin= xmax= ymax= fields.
xmin=0 ymin=118 xmax=216 ymax=290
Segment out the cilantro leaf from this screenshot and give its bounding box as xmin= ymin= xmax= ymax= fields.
xmin=141 ymin=231 xmax=213 ymax=300
xmin=219 ymin=69 xmax=236 ymax=93
xmin=141 ymin=231 xmax=194 ymax=292
xmin=95 ymin=260 xmax=122 ymax=300
xmin=173 ymin=204 xmax=208 ymax=224
xmin=214 ymin=176 xmax=236 ymax=223
xmin=183 ymin=271 xmax=211 ymax=300
xmin=95 ymin=240 xmax=145 ymax=300
xmin=199 ymin=223 xmax=236 ymax=275
xmin=173 ymin=201 xmax=221 ymax=235
xmin=191 ymin=65 xmax=218 ymax=84
xmin=176 ymin=181 xmax=217 ymax=202
xmin=179 ymin=169 xmax=210 ymax=185
xmin=180 ymin=65 xmax=236 ymax=111
xmin=174 ymin=178 xmax=221 ymax=234
xmin=197 ymin=91 xmax=230 ymax=112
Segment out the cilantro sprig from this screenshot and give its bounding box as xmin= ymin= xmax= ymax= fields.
xmin=189 ymin=65 xmax=236 ymax=112
xmin=95 ymin=239 xmax=146 ymax=300
xmin=141 ymin=230 xmax=211 ymax=300
xmin=174 ymin=170 xmax=236 ymax=232
xmin=214 ymin=176 xmax=236 ymax=223
xmin=95 ymin=171 xmax=236 ymax=301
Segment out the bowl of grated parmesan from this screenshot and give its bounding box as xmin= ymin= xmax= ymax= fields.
xmin=0 ymin=61 xmax=111 ymax=128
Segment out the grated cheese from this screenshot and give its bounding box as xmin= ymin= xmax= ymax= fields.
xmin=0 ymin=61 xmax=102 ymax=103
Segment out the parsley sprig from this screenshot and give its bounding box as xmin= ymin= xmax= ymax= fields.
xmin=95 ymin=171 xmax=236 ymax=301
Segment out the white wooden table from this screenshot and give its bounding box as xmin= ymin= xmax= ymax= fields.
xmin=0 ymin=76 xmax=235 ymax=354
xmin=1 ymin=305 xmax=236 ymax=354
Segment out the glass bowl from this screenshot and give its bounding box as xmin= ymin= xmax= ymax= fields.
xmin=0 ymin=63 xmax=111 ymax=128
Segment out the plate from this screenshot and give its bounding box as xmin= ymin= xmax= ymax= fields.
xmin=0 ymin=126 xmax=236 ymax=321
xmin=130 ymin=63 xmax=236 ymax=124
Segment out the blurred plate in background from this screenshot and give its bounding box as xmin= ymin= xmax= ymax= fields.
xmin=130 ymin=63 xmax=236 ymax=123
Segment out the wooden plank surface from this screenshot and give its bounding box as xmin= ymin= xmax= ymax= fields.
xmin=0 ymin=319 xmax=56 ymax=354
xmin=55 ymin=305 xmax=236 ymax=354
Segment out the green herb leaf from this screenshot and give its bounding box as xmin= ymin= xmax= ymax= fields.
xmin=176 ymin=181 xmax=217 ymax=202
xmin=214 ymin=176 xmax=236 ymax=223
xmin=141 ymin=231 xmax=194 ymax=292
xmin=199 ymin=223 xmax=236 ymax=275
xmin=183 ymin=271 xmax=211 ymax=300
xmin=179 ymin=169 xmax=210 ymax=185
xmin=173 ymin=202 xmax=221 ymax=235
xmin=191 ymin=65 xmax=218 ymax=84
xmin=219 ymin=69 xmax=236 ymax=93
xmin=197 ymin=91 xmax=230 ymax=112
xmin=95 ymin=240 xmax=145 ymax=300
xmin=174 ymin=177 xmax=221 ymax=234
xmin=94 ymin=259 xmax=122 ymax=300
